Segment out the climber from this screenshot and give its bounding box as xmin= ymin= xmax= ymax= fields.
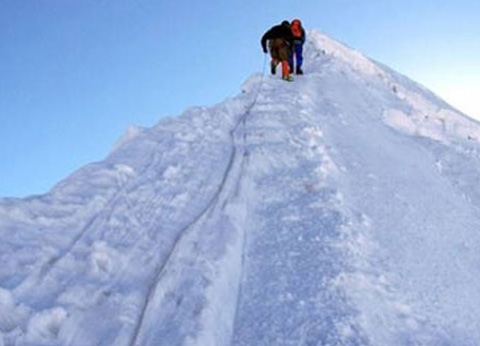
xmin=261 ymin=20 xmax=294 ymax=82
xmin=289 ymin=19 xmax=306 ymax=75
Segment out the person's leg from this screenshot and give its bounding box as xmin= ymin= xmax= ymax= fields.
xmin=295 ymin=43 xmax=303 ymax=74
xmin=288 ymin=48 xmax=294 ymax=73
xmin=270 ymin=58 xmax=279 ymax=75
xmin=279 ymin=45 xmax=293 ymax=80
xmin=269 ymin=40 xmax=281 ymax=75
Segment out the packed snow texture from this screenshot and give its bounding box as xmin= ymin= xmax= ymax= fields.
xmin=1 ymin=30 xmax=480 ymax=345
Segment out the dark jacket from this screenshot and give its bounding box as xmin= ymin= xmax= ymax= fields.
xmin=294 ymin=28 xmax=306 ymax=45
xmin=261 ymin=24 xmax=294 ymax=52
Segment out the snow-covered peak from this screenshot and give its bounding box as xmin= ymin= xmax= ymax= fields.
xmin=306 ymin=30 xmax=480 ymax=145
xmin=308 ymin=29 xmax=385 ymax=77
xmin=2 ymin=30 xmax=480 ymax=346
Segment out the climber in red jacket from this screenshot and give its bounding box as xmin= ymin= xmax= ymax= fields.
xmin=289 ymin=19 xmax=306 ymax=75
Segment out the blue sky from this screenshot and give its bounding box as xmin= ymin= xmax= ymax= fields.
xmin=1 ymin=0 xmax=479 ymax=197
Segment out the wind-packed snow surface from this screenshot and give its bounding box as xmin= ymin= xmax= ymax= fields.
xmin=2 ymin=30 xmax=480 ymax=346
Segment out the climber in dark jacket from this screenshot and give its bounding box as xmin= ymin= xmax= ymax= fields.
xmin=261 ymin=20 xmax=295 ymax=81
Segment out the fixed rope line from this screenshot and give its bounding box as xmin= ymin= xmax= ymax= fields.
xmin=245 ymin=54 xmax=268 ymax=118
xmin=228 ymin=53 xmax=268 ymax=345
xmin=236 ymin=53 xmax=267 ymax=156
xmin=129 ymin=55 xmax=268 ymax=346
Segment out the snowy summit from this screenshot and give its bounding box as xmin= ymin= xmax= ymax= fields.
xmin=1 ymin=30 xmax=480 ymax=346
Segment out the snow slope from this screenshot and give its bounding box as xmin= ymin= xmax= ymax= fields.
xmin=2 ymin=30 xmax=480 ymax=345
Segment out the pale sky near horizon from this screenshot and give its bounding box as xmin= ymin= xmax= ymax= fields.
xmin=1 ymin=0 xmax=479 ymax=198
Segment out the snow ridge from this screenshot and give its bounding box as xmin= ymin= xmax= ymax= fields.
xmin=2 ymin=30 xmax=480 ymax=345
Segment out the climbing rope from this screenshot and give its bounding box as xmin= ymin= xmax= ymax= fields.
xmin=246 ymin=54 xmax=268 ymax=116
xmin=238 ymin=53 xmax=268 ymax=133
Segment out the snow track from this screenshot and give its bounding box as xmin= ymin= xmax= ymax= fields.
xmin=130 ymin=95 xmax=258 ymax=345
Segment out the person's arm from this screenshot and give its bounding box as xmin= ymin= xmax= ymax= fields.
xmin=261 ymin=30 xmax=271 ymax=53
